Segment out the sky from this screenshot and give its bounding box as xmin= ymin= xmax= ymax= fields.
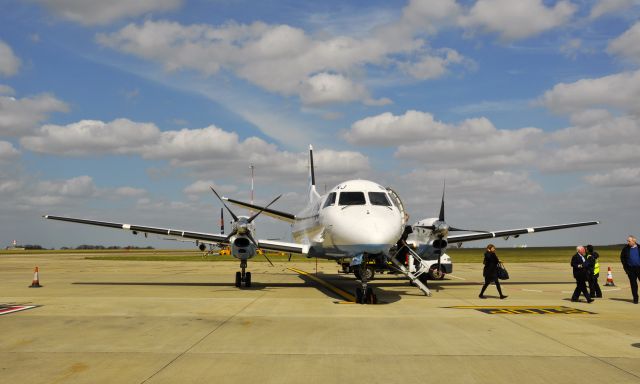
xmin=1 ymin=0 xmax=639 ymax=249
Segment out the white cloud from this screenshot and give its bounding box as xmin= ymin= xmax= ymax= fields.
xmin=0 ymin=141 xmax=20 ymax=161
xmin=346 ymin=110 xmax=543 ymax=169
xmin=584 ymin=167 xmax=640 ymax=187
xmin=0 ymin=85 xmax=15 ymax=95
xmin=183 ymin=180 xmax=237 ymax=198
xmin=345 ymin=110 xmax=449 ymax=146
xmin=401 ymin=48 xmax=467 ymax=80
xmin=459 ymin=0 xmax=576 ymax=41
xmin=38 ymin=175 xmax=97 ymax=199
xmin=31 ymin=0 xmax=183 ymax=26
xmin=607 ymin=22 xmax=640 ymax=65
xmin=114 ymin=186 xmax=147 ymax=197
xmin=21 ymin=118 xmax=161 ymax=155
xmin=0 ymin=40 xmax=21 ymax=77
xmin=299 ymin=73 xmax=390 ymax=106
xmin=590 ymin=0 xmax=636 ymax=19
xmin=540 ymin=69 xmax=640 ymax=116
xmin=0 ymin=93 xmax=69 ymax=137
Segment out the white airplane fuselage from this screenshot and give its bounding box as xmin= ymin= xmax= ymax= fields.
xmin=291 ymin=179 xmax=405 ymax=258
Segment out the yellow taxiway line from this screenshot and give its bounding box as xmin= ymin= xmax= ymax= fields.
xmin=287 ymin=267 xmax=356 ymax=303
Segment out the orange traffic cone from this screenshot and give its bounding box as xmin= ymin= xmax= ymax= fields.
xmin=28 ymin=266 xmax=42 ymax=288
xmin=605 ymin=266 xmax=615 ymax=286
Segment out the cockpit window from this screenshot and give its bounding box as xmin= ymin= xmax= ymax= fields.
xmin=323 ymin=192 xmax=336 ymax=208
xmin=368 ymin=192 xmax=391 ymax=206
xmin=338 ymin=191 xmax=366 ymax=206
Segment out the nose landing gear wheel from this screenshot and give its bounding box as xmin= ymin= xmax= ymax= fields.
xmin=245 ymin=271 xmax=252 ymax=287
xmin=235 ymin=271 xmax=242 ymax=287
xmin=355 ymin=287 xmax=377 ymax=304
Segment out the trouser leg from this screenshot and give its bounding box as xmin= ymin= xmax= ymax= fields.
xmin=572 ymin=280 xmax=581 ymax=300
xmin=593 ymin=273 xmax=602 ymax=297
xmin=629 ymin=267 xmax=640 ymax=301
xmin=495 ymin=278 xmax=503 ymax=296
xmin=480 ymin=277 xmax=490 ymax=296
xmin=578 ymin=278 xmax=591 ymax=300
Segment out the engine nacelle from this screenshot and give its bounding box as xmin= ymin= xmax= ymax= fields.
xmin=230 ymin=236 xmax=257 ymax=260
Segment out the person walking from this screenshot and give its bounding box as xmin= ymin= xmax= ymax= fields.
xmin=620 ymin=235 xmax=640 ymax=304
xmin=586 ymin=244 xmax=602 ymax=298
xmin=571 ymin=246 xmax=593 ymax=303
xmin=479 ymin=244 xmax=507 ymax=299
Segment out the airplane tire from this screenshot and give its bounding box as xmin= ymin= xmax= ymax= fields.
xmin=235 ymin=271 xmax=241 ymax=287
xmin=365 ymin=287 xmax=377 ymax=304
xmin=245 ymin=272 xmax=252 ymax=287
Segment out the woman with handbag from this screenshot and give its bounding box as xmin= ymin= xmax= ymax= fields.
xmin=479 ymin=244 xmax=508 ymax=299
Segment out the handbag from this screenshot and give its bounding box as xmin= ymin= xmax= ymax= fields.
xmin=497 ymin=262 xmax=509 ymax=280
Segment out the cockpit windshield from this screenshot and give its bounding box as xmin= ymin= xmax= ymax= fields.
xmin=368 ymin=192 xmax=391 ymax=206
xmin=323 ymin=192 xmax=336 ymax=208
xmin=338 ymin=191 xmax=366 ymax=206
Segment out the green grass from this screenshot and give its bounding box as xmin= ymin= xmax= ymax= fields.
xmin=1 ymin=246 xmax=624 ymax=264
xmin=446 ymin=246 xmax=622 ymax=264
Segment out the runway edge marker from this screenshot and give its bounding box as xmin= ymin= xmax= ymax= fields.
xmin=605 ymin=266 xmax=615 ymax=287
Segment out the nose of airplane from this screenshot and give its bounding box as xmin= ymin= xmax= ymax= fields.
xmin=329 ymin=209 xmax=402 ymax=253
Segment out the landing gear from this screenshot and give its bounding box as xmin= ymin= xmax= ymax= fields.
xmin=428 ymin=266 xmax=445 ymax=280
xmin=355 ymin=286 xmax=377 ymax=304
xmin=353 ymin=265 xmax=375 ymax=281
xmin=235 ymin=260 xmax=252 ymax=288
xmin=354 ymin=256 xmax=377 ymax=304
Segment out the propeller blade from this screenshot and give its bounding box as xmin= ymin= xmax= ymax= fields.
xmin=224 ymin=228 xmax=238 ymax=242
xmin=438 ymin=182 xmax=445 ymax=222
xmin=245 ymin=231 xmax=258 ymax=247
xmin=414 ymin=225 xmax=436 ymax=230
xmin=288 ymin=253 xmax=292 ymax=262
xmin=262 ymin=251 xmax=274 ymax=267
xmin=210 ymin=186 xmax=239 ymax=222
xmin=247 ymin=194 xmax=283 ymax=223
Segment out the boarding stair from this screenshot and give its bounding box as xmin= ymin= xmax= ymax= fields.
xmin=388 ymin=241 xmax=431 ymax=296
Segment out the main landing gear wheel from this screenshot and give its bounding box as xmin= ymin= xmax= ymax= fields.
xmin=235 ymin=260 xmax=251 ymax=288
xmin=429 ymin=266 xmax=445 ymax=280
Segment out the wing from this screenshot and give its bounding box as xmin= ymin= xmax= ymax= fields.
xmin=447 ymin=221 xmax=599 ymax=243
xmin=223 ymin=197 xmax=296 ymax=224
xmin=43 ymin=215 xmax=309 ymax=254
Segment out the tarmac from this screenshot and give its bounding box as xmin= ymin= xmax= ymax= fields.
xmin=1 ymin=252 xmax=639 ymax=383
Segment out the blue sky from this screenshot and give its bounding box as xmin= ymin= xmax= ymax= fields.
xmin=1 ymin=0 xmax=639 ymax=249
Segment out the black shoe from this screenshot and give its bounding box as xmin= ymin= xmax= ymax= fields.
xmin=479 ymin=294 xmax=486 ymax=299
xmin=634 ymin=298 xmax=639 ymax=304
xmin=500 ymin=295 xmax=508 ymax=299
xmin=587 ymin=299 xmax=594 ymax=303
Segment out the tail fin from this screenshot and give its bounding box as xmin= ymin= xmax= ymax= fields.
xmin=308 ymin=145 xmax=320 ymax=200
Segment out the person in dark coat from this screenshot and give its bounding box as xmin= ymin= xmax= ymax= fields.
xmin=586 ymin=244 xmax=602 ymax=298
xmin=571 ymin=246 xmax=593 ymax=303
xmin=479 ymin=244 xmax=507 ymax=299
xmin=620 ymin=235 xmax=640 ymax=304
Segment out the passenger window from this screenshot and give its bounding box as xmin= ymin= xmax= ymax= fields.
xmin=338 ymin=192 xmax=366 ymax=205
xmin=368 ymin=192 xmax=391 ymax=206
xmin=323 ymin=192 xmax=336 ymax=208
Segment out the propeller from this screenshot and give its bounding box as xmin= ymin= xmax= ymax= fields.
xmin=210 ymin=186 xmax=281 ymax=266
xmin=416 ymin=183 xmax=488 ymax=275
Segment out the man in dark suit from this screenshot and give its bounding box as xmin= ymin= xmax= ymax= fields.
xmin=620 ymin=235 xmax=640 ymax=304
xmin=571 ymin=246 xmax=593 ymax=303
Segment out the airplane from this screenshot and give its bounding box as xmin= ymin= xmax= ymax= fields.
xmin=44 ymin=145 xmax=599 ymax=304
